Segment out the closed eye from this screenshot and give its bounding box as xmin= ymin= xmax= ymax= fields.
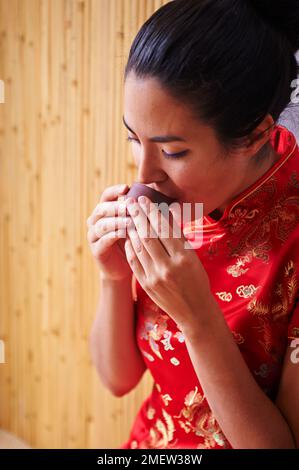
xmin=126 ymin=136 xmax=189 ymax=159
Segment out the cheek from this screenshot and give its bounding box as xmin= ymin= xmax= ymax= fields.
xmin=172 ymin=165 xmax=204 ymax=191
xmin=175 ymin=163 xmax=227 ymax=200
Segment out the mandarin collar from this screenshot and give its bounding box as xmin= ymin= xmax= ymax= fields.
xmin=183 ymin=125 xmax=298 ymax=236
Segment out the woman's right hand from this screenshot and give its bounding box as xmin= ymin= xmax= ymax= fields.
xmin=86 ymin=184 xmax=133 ymax=281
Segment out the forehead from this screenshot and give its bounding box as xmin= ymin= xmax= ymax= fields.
xmin=123 ymin=72 xmax=220 ymax=148
xmin=124 ymin=72 xmax=193 ymax=135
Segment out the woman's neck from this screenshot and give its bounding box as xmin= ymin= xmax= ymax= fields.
xmin=209 ymin=147 xmax=280 ymax=221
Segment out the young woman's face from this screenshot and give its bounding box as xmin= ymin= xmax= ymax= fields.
xmin=123 ymin=72 xmax=272 ymax=217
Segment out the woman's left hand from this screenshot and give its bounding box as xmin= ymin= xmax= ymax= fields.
xmin=124 ymin=195 xmax=216 ymax=333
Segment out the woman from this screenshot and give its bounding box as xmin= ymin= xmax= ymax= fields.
xmin=87 ymin=0 xmax=299 ymax=448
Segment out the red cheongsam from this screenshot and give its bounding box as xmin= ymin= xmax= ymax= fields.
xmin=121 ymin=125 xmax=299 ymax=449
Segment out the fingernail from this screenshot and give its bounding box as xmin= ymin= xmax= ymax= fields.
xmin=138 ymin=196 xmax=146 ymax=204
xmin=119 ymin=184 xmax=128 ymax=194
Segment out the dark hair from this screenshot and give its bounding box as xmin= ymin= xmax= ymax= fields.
xmin=124 ymin=0 xmax=299 ymax=157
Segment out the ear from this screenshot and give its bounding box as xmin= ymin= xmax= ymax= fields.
xmin=242 ymin=114 xmax=275 ymax=157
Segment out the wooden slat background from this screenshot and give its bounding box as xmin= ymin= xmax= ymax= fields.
xmin=0 ymin=0 xmax=168 ymax=449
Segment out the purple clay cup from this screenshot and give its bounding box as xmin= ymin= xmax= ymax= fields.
xmin=125 ymin=182 xmax=176 ymax=205
xmin=123 ymin=183 xmax=181 ymax=241
xmin=124 ymin=182 xmax=177 ymax=218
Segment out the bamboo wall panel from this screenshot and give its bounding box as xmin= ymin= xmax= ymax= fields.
xmin=0 ymin=0 xmax=169 ymax=448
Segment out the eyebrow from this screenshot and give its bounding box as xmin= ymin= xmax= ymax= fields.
xmin=122 ymin=116 xmax=187 ymax=143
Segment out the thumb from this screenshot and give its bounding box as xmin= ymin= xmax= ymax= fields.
xmin=118 ymin=184 xmax=129 ymax=195
xmin=117 ymin=184 xmax=130 ymax=202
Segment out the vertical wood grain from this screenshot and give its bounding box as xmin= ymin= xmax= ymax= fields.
xmin=0 ymin=0 xmax=169 ymax=448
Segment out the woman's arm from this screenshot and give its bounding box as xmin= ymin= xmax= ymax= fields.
xmin=182 ymin=297 xmax=297 ymax=449
xmin=89 ymin=274 xmax=146 ymax=397
xmin=275 ymin=341 xmax=299 ymax=447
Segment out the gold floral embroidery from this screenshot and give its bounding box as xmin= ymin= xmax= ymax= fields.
xmin=284 ymin=260 xmax=297 ymax=305
xmin=133 ymin=387 xmax=230 ymax=449
xmin=232 ymin=331 xmax=245 ymax=344
xmin=140 ymin=349 xmax=155 ymax=362
xmin=271 ymin=260 xmax=296 ymax=321
xmin=173 ymin=387 xmax=203 ymax=422
xmin=248 ymin=299 xmax=269 ymax=316
xmin=140 ymin=408 xmax=177 ymax=449
xmin=146 ymin=406 xmax=156 ymax=420
xmin=248 ymin=260 xmax=299 ymax=360
xmin=254 ymin=363 xmax=274 ymax=378
xmin=148 ymin=335 xmax=163 ymax=360
xmin=149 ymin=318 xmax=168 ymax=340
xmin=194 ymin=412 xmax=228 ymax=448
xmin=162 ymin=409 xmax=175 ymax=440
xmin=170 ymin=357 xmax=180 ymax=366
xmin=253 ymin=317 xmax=277 ymax=359
xmin=216 ymin=292 xmax=232 ymax=302
xmin=185 ymin=387 xmax=200 ymax=408
xmin=161 ymin=394 xmax=173 ymax=407
xmin=161 ymin=330 xmax=174 ymax=351
xmin=140 ymin=311 xmax=170 ymax=360
xmin=174 ymin=387 xmax=229 ymax=449
xmin=174 ymin=331 xmax=185 ymax=343
xmin=227 ymin=255 xmax=252 ymax=277
xmin=226 ymin=176 xmax=299 ymax=263
xmin=271 ymin=284 xmax=289 ymax=321
xmin=290 ymin=327 xmax=299 ymax=338
xmin=285 ymin=260 xmax=295 ymax=276
xmin=178 ymin=419 xmax=193 ymax=434
xmin=236 ymin=284 xmax=260 ymax=299
xmin=228 ymin=207 xmax=260 ymax=233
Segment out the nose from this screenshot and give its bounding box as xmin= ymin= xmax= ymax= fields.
xmin=135 ymin=146 xmax=166 ymax=185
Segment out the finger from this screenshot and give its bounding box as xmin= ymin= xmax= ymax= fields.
xmin=138 ymin=196 xmax=183 ymax=257
xmin=86 ymin=184 xmax=129 ymax=228
xmin=86 ymin=200 xmax=129 ymax=228
xmin=93 ymin=216 xmax=132 ymax=238
xmin=127 ymin=225 xmax=153 ymax=273
xmin=126 ymin=198 xmax=170 ymax=260
xmin=124 ymin=237 xmax=145 ymax=281
xmin=87 ymin=225 xmax=98 ymax=244
xmin=87 ymin=216 xmax=131 ymax=243
xmin=91 ymin=229 xmax=127 ymax=256
xmin=99 ymin=183 xmax=129 ymax=203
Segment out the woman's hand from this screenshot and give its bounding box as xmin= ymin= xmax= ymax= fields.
xmin=86 ymin=184 xmax=133 ymax=281
xmin=124 ymin=195 xmax=215 ymax=332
